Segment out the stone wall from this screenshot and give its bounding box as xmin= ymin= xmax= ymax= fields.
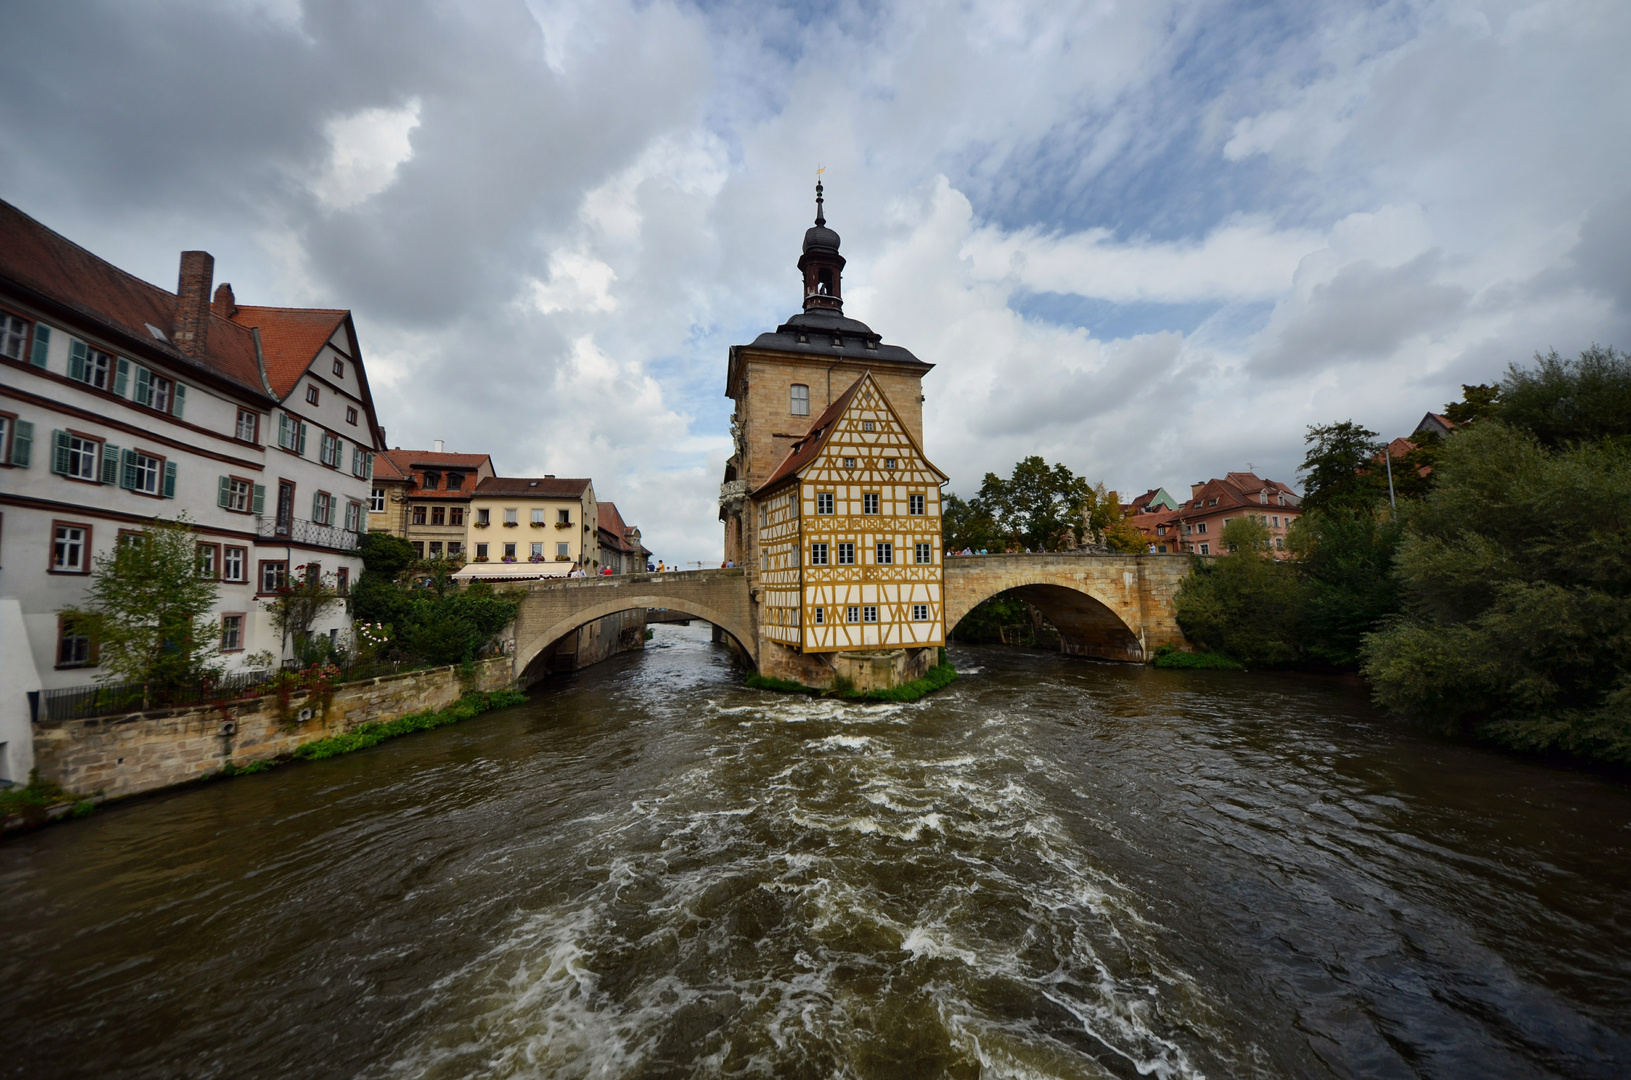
xmin=526 ymin=608 xmax=647 ymax=678
xmin=33 ymin=657 xmax=511 ymax=803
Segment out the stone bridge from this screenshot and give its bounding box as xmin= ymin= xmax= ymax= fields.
xmin=507 ymin=555 xmax=1190 ymax=682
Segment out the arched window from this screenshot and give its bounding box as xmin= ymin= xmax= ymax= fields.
xmin=818 ymin=268 xmax=833 ymax=295
xmin=790 ymin=384 xmax=809 ymax=416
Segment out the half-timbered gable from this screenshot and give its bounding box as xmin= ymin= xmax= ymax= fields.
xmin=753 ymin=371 xmax=948 ymax=653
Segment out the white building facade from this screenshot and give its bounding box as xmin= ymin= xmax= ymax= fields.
xmin=0 ymin=200 xmax=385 ymax=783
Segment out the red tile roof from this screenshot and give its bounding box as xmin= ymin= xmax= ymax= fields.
xmin=371 ymin=453 xmax=410 ymax=482
xmin=475 ymin=476 xmax=591 ymax=498
xmin=378 ymin=449 xmax=494 ymax=498
xmin=753 ymin=377 xmax=865 ymax=496
xmin=229 ymin=305 xmax=347 ymax=398
xmin=0 ymin=198 xmax=268 ymax=396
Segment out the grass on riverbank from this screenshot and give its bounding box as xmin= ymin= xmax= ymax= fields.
xmin=293 ymin=688 xmax=528 ymax=761
xmin=1152 ymin=645 xmax=1244 ymax=670
xmin=745 ymin=653 xmax=959 ymax=703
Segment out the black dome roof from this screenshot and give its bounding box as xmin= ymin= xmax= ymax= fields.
xmin=803 ymin=223 xmax=840 ymax=253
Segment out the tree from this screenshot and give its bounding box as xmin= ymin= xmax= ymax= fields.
xmin=61 ymin=517 xmax=220 ymax=706
xmin=941 ymin=492 xmax=999 ymax=553
xmin=349 ymin=531 xmax=519 ymax=665
xmin=1173 ymin=517 xmax=1302 ymax=665
xmin=1361 ymin=420 xmax=1631 ymax=762
xmin=1494 ymin=345 xmax=1631 ymax=447
xmin=1443 ymin=382 xmax=1500 ymax=426
xmin=263 ymin=565 xmax=343 ymax=665
xmin=1298 ymin=421 xmax=1387 ymax=515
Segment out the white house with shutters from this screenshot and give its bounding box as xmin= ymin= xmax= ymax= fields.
xmin=0 ymin=199 xmax=386 ymax=785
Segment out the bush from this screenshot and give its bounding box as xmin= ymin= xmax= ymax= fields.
xmin=1151 ymin=645 xmax=1243 ymax=670
xmin=1174 ymin=518 xmax=1303 ymax=666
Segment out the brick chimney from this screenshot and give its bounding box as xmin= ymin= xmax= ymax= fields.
xmin=212 ymin=281 xmax=237 ymax=319
xmin=172 ymin=250 xmax=214 ymax=357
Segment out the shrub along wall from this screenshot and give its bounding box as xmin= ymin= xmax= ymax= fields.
xmin=32 ymin=658 xmax=512 ymax=802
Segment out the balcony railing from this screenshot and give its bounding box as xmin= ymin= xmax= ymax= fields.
xmin=256 ymin=515 xmax=362 ymax=551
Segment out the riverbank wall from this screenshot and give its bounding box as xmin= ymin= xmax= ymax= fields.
xmin=31 ymin=658 xmax=512 ymax=803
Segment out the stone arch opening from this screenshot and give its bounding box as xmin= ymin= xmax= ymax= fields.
xmin=513 ymin=594 xmax=757 ymax=686
xmin=948 ymin=582 xmax=1144 ymax=662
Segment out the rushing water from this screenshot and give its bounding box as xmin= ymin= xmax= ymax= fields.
xmin=3 ymin=623 xmax=1630 ymax=1079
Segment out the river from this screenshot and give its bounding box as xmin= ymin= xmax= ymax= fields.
xmin=2 ymin=622 xmax=1629 ymax=1079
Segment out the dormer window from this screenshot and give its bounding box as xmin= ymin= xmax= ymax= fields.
xmin=423 ymin=471 xmax=440 ymax=490
xmin=1260 ymin=493 xmax=1269 ymax=504
xmin=446 ymin=472 xmax=463 ymax=490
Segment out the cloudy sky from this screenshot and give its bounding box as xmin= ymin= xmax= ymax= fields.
xmin=3 ymin=0 xmax=1628 ymax=563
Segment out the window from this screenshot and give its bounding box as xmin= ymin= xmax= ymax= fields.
xmin=532 ymin=508 xmax=545 ymax=525
xmin=503 ymin=542 xmax=516 ymax=559
xmin=236 ymin=409 xmax=259 ymax=442
xmin=448 ymin=542 xmax=462 ymax=556
xmin=53 ymin=432 xmax=101 ymax=481
xmin=423 ymin=472 xmax=440 ymax=490
xmin=846 ymin=605 xmax=860 ymax=623
xmin=556 ymin=542 xmax=570 ymax=558
xmin=412 ymin=541 xmax=425 ymax=559
xmin=319 ymin=432 xmax=341 ymax=467
xmin=344 ymin=501 xmax=362 ymax=531
xmin=57 ymin=616 xmax=93 ymax=667
xmin=196 ymin=543 xmax=218 ymax=579
xmin=305 ymin=385 xmax=320 ymax=405
xmin=862 ymin=421 xmax=874 ymax=432
xmin=531 ymin=542 xmax=544 ymax=558
xmin=223 ymin=547 xmax=246 ymax=582
xmin=450 ymin=507 xmax=464 ymax=526
xmin=915 ymin=542 xmax=931 ymax=564
xmin=337 ymin=567 xmax=350 ymax=593
xmin=837 ymin=542 xmax=855 ymax=565
xmin=332 ymin=358 xmax=345 ymax=377
xmin=52 ymin=523 xmax=89 ymax=572
xmin=126 ymin=451 xmax=165 ymax=496
xmin=816 ymin=492 xmax=834 ymax=515
xmin=843 ymin=457 xmax=856 ymax=468
xmin=1208 ymin=498 xmax=1218 ymax=506
xmin=351 ymin=447 xmax=374 ymax=478
xmin=260 ymin=560 xmax=287 ymax=592
xmin=0 ymin=313 xmax=30 ymax=359
xmin=429 ymin=541 xmax=443 ymax=557
xmin=220 ymin=614 xmax=244 ymax=652
xmin=345 ymin=406 xmax=358 ymax=425
xmin=370 ymin=487 xmax=385 ymax=513
xmin=759 ymin=504 xmax=767 ymax=528
xmin=1272 ymin=516 xmax=1280 ymax=528
xmin=144 ymin=372 xmax=174 ymax=414
xmin=431 ymin=506 xmax=446 ymax=526
xmin=68 ymin=342 xmax=114 ymax=390
xmin=1260 ymin=493 xmax=1269 ymax=505
xmin=884 ymin=458 xmax=896 ymax=469
xmin=446 ymin=472 xmax=463 ymax=490
xmin=810 ymin=542 xmax=828 ymax=565
xmin=475 ymin=543 xmax=488 ymax=559
xmin=863 ymin=492 xmax=879 ymax=515
xmin=1275 ymin=537 xmax=1285 ymax=549
xmin=909 ymin=493 xmax=925 ymax=515
xmin=312 ymin=491 xmax=333 ymax=525
xmin=790 ymin=384 xmax=809 ymax=415
xmin=277 ymin=414 xmax=307 ymax=454
xmin=557 ymin=509 xmax=571 ymax=525
xmin=813 ymin=606 xmax=825 ymax=624
xmin=504 ymin=508 xmax=518 ymax=525
xmin=412 ymin=506 xmax=427 ymax=525
xmin=863 ymin=605 xmax=878 ymax=623
xmin=1199 ymin=543 xmax=1210 ymax=555
xmin=476 ymin=508 xmax=490 ymax=525
xmin=1157 ymin=525 xmax=1167 ymax=537
xmin=1196 ymin=522 xmax=1207 ymax=535
xmin=876 ymin=542 xmax=893 ymax=564
xmin=912 ymin=604 xmax=929 ymax=621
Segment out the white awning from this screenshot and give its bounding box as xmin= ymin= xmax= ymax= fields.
xmin=451 ymin=561 xmax=574 ymax=582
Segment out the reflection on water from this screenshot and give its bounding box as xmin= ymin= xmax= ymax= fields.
xmin=2 ymin=624 xmax=1629 ymax=1079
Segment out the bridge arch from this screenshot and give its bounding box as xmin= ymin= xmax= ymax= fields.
xmin=942 ymin=554 xmax=1191 ymax=663
xmin=510 ymin=573 xmax=759 ymax=684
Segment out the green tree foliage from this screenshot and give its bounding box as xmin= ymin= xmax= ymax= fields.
xmin=1443 ymin=382 xmax=1500 ymax=425
xmin=262 ymin=565 xmax=343 ymax=664
xmin=350 ymin=532 xmax=520 ymax=665
xmin=942 ymin=457 xmax=1117 ymax=552
xmin=1289 ymin=510 xmax=1402 ymax=668
xmin=1362 ymin=420 xmax=1631 ymax=762
xmin=1173 ymin=518 xmax=1302 ymax=665
xmin=941 ymin=492 xmax=999 ymax=553
xmin=1494 ymin=345 xmax=1631 ymax=447
xmin=1298 ymin=421 xmax=1388 ymax=514
xmin=61 ymin=517 xmax=220 ymax=705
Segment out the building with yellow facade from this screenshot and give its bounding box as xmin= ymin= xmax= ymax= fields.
xmin=724 ymin=183 xmax=944 ymax=688
xmin=456 ymin=475 xmax=598 ymax=582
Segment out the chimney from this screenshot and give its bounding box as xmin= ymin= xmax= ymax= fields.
xmin=433 ymin=439 xmax=445 ymax=453
xmin=173 ymin=251 xmax=214 ymax=357
xmin=212 ymin=282 xmax=237 ymax=319
xmin=1190 ymin=482 xmax=1204 ymax=500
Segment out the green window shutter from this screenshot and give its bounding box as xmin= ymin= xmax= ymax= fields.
xmin=277 ymin=414 xmax=290 ymax=449
xmin=163 ymin=461 xmax=177 ymax=498
xmin=252 ymin=483 xmax=266 ymax=515
xmin=29 ymin=325 xmax=50 ymax=368
xmin=51 ymin=429 xmax=70 ymax=474
xmin=101 ymin=444 xmax=120 ymax=485
xmin=365 ymin=452 xmax=374 ymax=480
xmin=171 ymin=384 xmax=186 ymax=418
xmin=113 ymin=357 xmax=130 ymax=396
xmin=350 ymin=446 xmax=359 ymax=475
xmin=121 ymin=449 xmax=137 ymax=490
xmin=134 ymin=366 xmax=151 ymax=406
xmin=311 ymin=492 xmax=323 ymax=521
xmin=10 ymin=420 xmax=32 ymax=466
xmin=218 ymin=475 xmax=232 ymax=508
xmin=68 ymin=340 xmax=87 ymax=382
xmin=297 ymin=423 xmax=308 ymax=456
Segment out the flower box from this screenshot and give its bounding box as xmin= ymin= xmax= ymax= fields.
xmin=502 ymin=557 xmax=517 ymax=563
xmin=502 ymin=522 xmax=518 ymax=528
xmin=473 ymin=521 xmax=489 ymax=528
xmin=530 ymin=522 xmax=545 ymax=528
xmin=472 ymin=555 xmax=489 ymax=562
xmin=528 ymin=555 xmax=546 ymax=563
xmin=554 ymin=554 xmax=571 ymax=561
xmin=554 ymin=521 xmax=572 ymax=529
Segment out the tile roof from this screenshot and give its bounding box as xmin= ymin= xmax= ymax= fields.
xmin=596 ymin=501 xmax=643 ymax=555
xmin=0 ymin=198 xmax=268 ymax=397
xmin=751 ymin=377 xmax=866 ymax=495
xmin=378 ymin=449 xmax=494 ymax=497
xmin=1185 ymin=473 xmax=1301 ymax=513
xmin=475 ymin=476 xmax=592 ymax=498
xmin=229 ymin=304 xmax=348 ymax=398
xmin=371 ymin=453 xmax=410 ymax=482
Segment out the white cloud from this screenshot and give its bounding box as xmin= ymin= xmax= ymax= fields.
xmin=531 ymin=251 xmax=620 ymax=315
xmin=309 ymin=99 xmax=422 ymax=211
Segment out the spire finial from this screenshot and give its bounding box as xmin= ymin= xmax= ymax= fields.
xmin=815 ymin=166 xmax=826 ymax=226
